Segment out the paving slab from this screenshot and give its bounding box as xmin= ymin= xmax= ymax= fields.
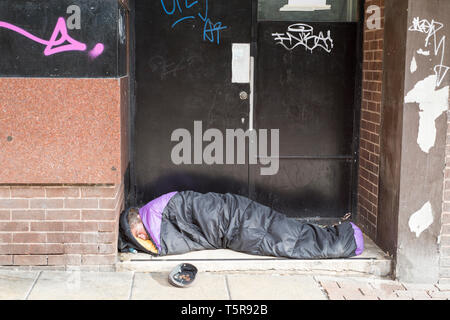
xmin=0 ymin=271 xmax=38 ymax=300
xmin=27 ymin=271 xmax=133 ymax=300
xmin=226 ymin=274 xmax=327 ymax=300
xmin=131 ymin=272 xmax=229 ymax=300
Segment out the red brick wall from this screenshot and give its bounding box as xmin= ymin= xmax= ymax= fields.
xmin=0 ymin=184 xmax=123 ymax=270
xmin=357 ymin=0 xmax=385 ymax=240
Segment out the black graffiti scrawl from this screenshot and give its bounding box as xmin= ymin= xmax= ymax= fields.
xmin=0 ymin=0 xmax=124 ymax=77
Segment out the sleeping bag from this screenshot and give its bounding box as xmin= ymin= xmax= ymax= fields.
xmin=119 ymin=191 xmax=364 ymax=259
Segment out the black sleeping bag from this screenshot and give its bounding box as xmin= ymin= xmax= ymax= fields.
xmin=119 ymin=191 xmax=358 ymax=259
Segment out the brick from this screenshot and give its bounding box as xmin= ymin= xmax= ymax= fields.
xmin=443 ymin=203 xmax=450 ymax=213
xmin=0 ymin=199 xmax=29 ymax=209
xmin=337 ymin=280 xmax=373 ymax=292
xmin=82 ymin=210 xmax=116 ymax=221
xmin=98 ymin=232 xmax=116 ymax=244
xmin=0 ymin=244 xmax=13 ymax=254
xmin=442 ymin=213 xmax=450 ymax=224
xmin=81 ymin=186 xmax=117 ymax=198
xmin=11 ymin=210 xmax=45 ymax=220
xmin=443 ymin=225 xmax=450 ymax=235
xmin=80 ymin=233 xmax=99 ymax=243
xmin=0 ymin=221 xmax=29 ymax=232
xmin=29 ymin=199 xmax=63 ymax=209
xmin=0 ymin=188 xmax=10 ymax=198
xmin=0 ymin=233 xmax=12 ymax=243
xmin=46 ymin=210 xmax=80 ymax=221
xmin=98 ymin=221 xmax=116 ymax=232
xmin=325 ymin=291 xmax=345 ymax=300
xmin=29 ymin=244 xmax=64 ymax=255
xmin=64 ymin=221 xmax=99 ymax=232
xmin=98 ymin=198 xmax=117 ymax=209
xmin=81 ymin=254 xmax=116 ymax=265
xmin=11 ymin=187 xmax=45 ymax=198
xmin=64 ymin=198 xmax=98 ymax=209
xmin=47 ymin=232 xmax=80 ymax=243
xmin=65 ymin=254 xmax=82 ymax=265
xmin=13 ymin=233 xmax=46 ymax=243
xmin=401 ymin=283 xmax=437 ymax=291
xmin=0 ymin=255 xmax=13 ymax=265
xmin=0 ymin=210 xmax=10 ymax=220
xmin=340 ymin=289 xmax=370 ymax=300
xmin=45 ymin=187 xmax=80 ymax=198
xmin=9 ymin=244 xmax=32 ymax=255
xmin=13 ymin=255 xmax=47 ymax=266
xmin=46 ymin=255 xmax=66 ymax=266
xmin=64 ymin=243 xmax=99 ymax=254
xmin=365 ymin=31 xmax=374 ymax=41
xmin=370 ymin=282 xmax=405 ymax=292
xmin=47 ymin=254 xmax=81 ymax=266
xmin=395 ymin=290 xmax=431 ymax=300
xmin=98 ymin=244 xmax=115 ymax=254
xmin=30 ymin=221 xmax=64 ymax=232
xmin=376 ymin=293 xmax=404 ymax=300
xmin=369 ymin=41 xmax=378 ymax=51
xmin=319 ymin=280 xmax=340 ymax=291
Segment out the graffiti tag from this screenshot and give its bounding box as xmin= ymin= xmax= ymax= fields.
xmin=149 ymin=55 xmax=202 ymax=79
xmin=160 ymin=0 xmax=227 ymax=44
xmin=409 ymin=17 xmax=449 ymax=87
xmin=0 ymin=17 xmax=104 ymax=58
xmin=272 ymin=23 xmax=334 ymax=53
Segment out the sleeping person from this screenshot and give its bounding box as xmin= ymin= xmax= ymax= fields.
xmin=119 ymin=190 xmax=364 ymax=259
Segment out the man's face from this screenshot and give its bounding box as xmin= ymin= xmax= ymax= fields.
xmin=131 ymin=219 xmax=149 ymax=241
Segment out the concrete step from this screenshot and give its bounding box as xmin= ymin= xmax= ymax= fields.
xmin=116 ymin=235 xmax=392 ymax=278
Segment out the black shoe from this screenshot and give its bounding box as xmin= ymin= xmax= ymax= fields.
xmin=168 ymin=263 xmax=198 ymax=288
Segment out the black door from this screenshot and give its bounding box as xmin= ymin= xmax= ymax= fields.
xmin=134 ymin=0 xmax=254 ymax=204
xmin=251 ymin=21 xmax=359 ymax=218
xmin=133 ymin=1 xmax=360 ymax=219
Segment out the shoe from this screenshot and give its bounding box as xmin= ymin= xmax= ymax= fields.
xmin=350 ymin=222 xmax=364 ymax=256
xmin=168 ymin=263 xmax=198 ymax=288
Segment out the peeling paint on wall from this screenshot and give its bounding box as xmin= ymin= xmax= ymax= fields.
xmin=408 ymin=201 xmax=434 ymax=238
xmin=405 ymin=74 xmax=449 ymax=153
xmin=410 ymin=55 xmax=417 ymax=73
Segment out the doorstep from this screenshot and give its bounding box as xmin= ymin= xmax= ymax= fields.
xmin=116 ymin=235 xmax=392 ymax=278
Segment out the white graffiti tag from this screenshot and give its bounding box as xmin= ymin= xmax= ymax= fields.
xmin=409 ymin=17 xmax=449 ymax=87
xmin=272 ymin=23 xmax=333 ymax=53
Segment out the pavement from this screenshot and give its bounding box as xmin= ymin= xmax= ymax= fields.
xmin=1 ymin=270 xmax=449 ymax=300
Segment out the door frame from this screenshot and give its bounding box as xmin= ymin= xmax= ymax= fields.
xmin=126 ymin=0 xmax=137 ymax=207
xmin=350 ymin=0 xmax=365 ymax=219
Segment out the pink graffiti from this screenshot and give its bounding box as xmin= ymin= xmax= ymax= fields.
xmin=89 ymin=43 xmax=104 ymax=59
xmin=0 ymin=17 xmax=104 ymax=58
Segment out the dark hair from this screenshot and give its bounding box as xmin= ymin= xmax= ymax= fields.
xmin=127 ymin=208 xmax=141 ymax=230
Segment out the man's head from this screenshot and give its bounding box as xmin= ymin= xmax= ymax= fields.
xmin=128 ymin=208 xmax=149 ymax=241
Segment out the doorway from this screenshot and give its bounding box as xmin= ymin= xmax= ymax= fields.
xmin=132 ymin=0 xmax=362 ymax=219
